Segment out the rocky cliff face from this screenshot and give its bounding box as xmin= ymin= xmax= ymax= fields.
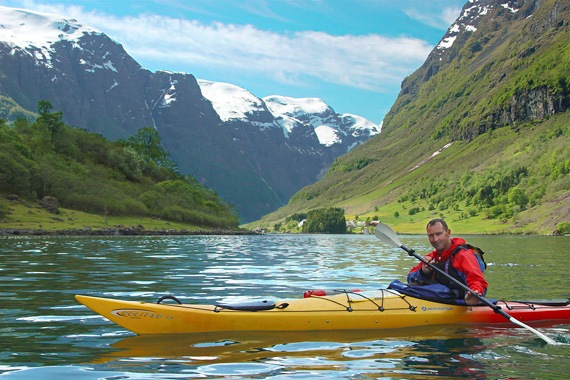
xmin=0 ymin=29 xmax=153 ymax=138
xmin=493 ymin=86 xmax=569 ymax=126
xmin=0 ymin=6 xmax=380 ymax=222
xmin=390 ymin=0 xmax=568 ymax=140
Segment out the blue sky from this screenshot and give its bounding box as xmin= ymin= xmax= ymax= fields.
xmin=3 ymin=0 xmax=466 ymax=124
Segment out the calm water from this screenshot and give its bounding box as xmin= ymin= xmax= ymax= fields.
xmin=0 ymin=233 xmax=568 ymax=379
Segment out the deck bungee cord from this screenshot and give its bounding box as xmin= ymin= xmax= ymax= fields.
xmin=306 ymin=289 xmax=418 ymax=312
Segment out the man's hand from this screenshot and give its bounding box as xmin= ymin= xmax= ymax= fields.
xmin=464 ymin=291 xmax=483 ymax=305
xmin=421 ymin=256 xmax=434 ymax=275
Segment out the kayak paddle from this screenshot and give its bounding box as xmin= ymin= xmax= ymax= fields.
xmin=374 ymin=223 xmax=558 ymax=345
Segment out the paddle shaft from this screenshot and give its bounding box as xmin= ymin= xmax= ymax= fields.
xmin=398 ymin=243 xmax=557 ymax=344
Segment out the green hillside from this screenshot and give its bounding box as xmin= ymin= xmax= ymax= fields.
xmin=249 ymin=0 xmax=569 ymax=235
xmin=0 ymin=102 xmax=239 ymax=232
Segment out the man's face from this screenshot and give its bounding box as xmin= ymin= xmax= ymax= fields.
xmin=427 ymin=222 xmax=452 ymax=252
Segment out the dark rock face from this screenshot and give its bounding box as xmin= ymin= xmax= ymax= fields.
xmin=0 ymin=8 xmax=380 ymax=222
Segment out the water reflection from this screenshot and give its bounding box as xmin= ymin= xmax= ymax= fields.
xmin=84 ymin=326 xmax=506 ymax=378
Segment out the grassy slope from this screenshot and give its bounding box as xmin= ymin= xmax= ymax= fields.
xmin=0 ymin=198 xmax=206 ymax=232
xmin=338 ymin=113 xmax=569 ymax=235
xmin=248 ymin=112 xmax=568 ymax=234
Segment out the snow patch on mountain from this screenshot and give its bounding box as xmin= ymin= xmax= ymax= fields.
xmin=0 ymin=5 xmax=103 ymax=67
xmin=437 ymin=0 xmax=520 ymax=51
xmin=314 ymin=125 xmax=341 ymax=147
xmin=80 ymin=58 xmax=118 ymax=73
xmin=264 ymin=95 xmax=335 ymax=140
xmin=162 ymin=80 xmax=178 ymax=107
xmin=198 ymin=79 xmax=270 ymax=122
xmin=341 ymin=114 xmax=382 ymax=136
xmin=500 ymin=2 xmax=520 ymax=13
xmin=263 ymin=95 xmax=330 ymax=117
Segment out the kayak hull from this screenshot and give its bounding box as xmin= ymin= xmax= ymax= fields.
xmin=76 ymin=291 xmax=570 ymax=335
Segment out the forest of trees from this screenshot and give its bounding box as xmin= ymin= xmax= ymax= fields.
xmin=304 ymin=207 xmax=347 ymax=234
xmin=0 ymin=101 xmax=239 ymax=228
xmin=398 ymin=166 xmax=532 ymax=221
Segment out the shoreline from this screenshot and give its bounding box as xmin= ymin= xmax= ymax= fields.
xmin=0 ymin=227 xmax=259 ymax=236
xmin=1 ymin=228 xmax=564 ymax=237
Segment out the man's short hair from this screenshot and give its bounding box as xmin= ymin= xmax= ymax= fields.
xmin=427 ymin=218 xmax=449 ymax=230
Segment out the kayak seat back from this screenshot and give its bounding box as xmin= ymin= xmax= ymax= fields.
xmin=216 ymin=299 xmax=276 ymax=311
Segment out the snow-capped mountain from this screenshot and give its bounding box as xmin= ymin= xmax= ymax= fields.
xmin=263 ymin=95 xmax=381 ymax=147
xmin=198 ymin=80 xmax=380 ymax=149
xmin=0 ymin=6 xmax=101 ymax=61
xmin=0 ymin=5 xmax=379 ymax=222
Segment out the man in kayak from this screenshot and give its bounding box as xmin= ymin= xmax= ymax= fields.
xmin=407 ymin=219 xmax=488 ymax=305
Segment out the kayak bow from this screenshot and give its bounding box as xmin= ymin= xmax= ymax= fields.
xmin=75 ymin=290 xmax=570 ymax=335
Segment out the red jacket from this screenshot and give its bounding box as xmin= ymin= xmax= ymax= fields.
xmin=407 ymin=237 xmax=488 ymax=295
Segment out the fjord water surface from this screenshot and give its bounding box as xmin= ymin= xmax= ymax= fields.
xmin=1 ymin=234 xmax=568 ymax=378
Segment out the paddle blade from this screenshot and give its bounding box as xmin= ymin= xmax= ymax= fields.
xmin=374 ymin=223 xmax=402 ymax=247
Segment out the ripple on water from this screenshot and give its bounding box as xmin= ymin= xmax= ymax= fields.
xmin=195 ymin=362 xmax=283 ymax=377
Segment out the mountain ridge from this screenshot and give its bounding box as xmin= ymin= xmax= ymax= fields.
xmin=0 ymin=5 xmax=379 ymax=223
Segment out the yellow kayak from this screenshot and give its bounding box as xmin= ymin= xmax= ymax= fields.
xmin=75 ymin=290 xmax=570 ymax=335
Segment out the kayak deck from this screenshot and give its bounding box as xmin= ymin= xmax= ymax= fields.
xmin=76 ymin=290 xmax=570 ymax=335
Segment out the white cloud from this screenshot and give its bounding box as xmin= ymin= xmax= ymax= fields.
xmin=12 ymin=1 xmax=434 ymax=94
xmin=404 ymin=2 xmax=463 ymax=30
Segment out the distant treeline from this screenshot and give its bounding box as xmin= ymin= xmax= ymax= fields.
xmin=272 ymin=208 xmax=347 ymax=234
xmin=305 ymin=207 xmax=347 ymax=233
xmin=0 ymin=101 xmax=239 ymax=228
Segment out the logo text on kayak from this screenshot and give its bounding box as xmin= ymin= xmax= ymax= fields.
xmin=111 ymin=308 xmax=173 ymax=320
